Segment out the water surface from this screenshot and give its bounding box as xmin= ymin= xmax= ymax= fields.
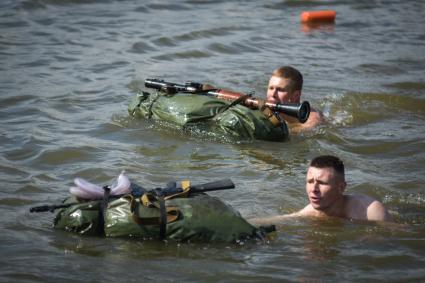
xmin=1 ymin=0 xmax=424 ymax=282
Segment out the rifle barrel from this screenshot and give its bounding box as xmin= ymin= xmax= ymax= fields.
xmin=145 ymin=78 xmax=200 ymax=93
xmin=152 ymin=179 xmax=235 ymax=197
xmin=190 ymin=179 xmax=235 ymax=193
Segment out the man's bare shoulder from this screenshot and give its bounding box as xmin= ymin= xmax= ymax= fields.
xmin=306 ymin=109 xmax=325 ymax=127
xmin=345 ymin=194 xmax=392 ymax=222
xmin=288 ymin=109 xmax=325 ymax=133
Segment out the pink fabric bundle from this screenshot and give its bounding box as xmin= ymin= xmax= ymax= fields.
xmin=69 ymin=171 xmax=131 ymax=199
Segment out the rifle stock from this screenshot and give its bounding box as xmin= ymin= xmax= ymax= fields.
xmin=144 ymin=78 xmax=310 ymax=123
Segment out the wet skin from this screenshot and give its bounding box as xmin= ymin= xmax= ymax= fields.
xmin=266 ymin=76 xmax=301 ymax=104
xmin=306 ymin=167 xmax=346 ymax=216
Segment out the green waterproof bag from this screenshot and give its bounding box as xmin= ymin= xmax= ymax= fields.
xmin=128 ymin=92 xmax=288 ymax=142
xmin=53 ymin=196 xmax=102 ymax=236
xmin=53 ymin=193 xmax=269 ymax=242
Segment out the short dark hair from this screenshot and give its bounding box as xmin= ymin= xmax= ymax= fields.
xmin=271 ymin=66 xmax=303 ymax=92
xmin=310 ymin=155 xmax=345 ymax=176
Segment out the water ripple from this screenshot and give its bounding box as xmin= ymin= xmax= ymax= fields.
xmin=151 ymin=36 xmax=178 ymax=47
xmin=147 ymin=3 xmax=189 ymax=11
xmin=153 ymin=50 xmax=212 ymax=61
xmin=129 ymin=41 xmax=157 ymax=54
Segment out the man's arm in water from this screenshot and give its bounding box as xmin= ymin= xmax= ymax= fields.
xmin=248 ymin=211 xmax=302 ymax=226
xmin=289 ymin=109 xmax=325 ymax=133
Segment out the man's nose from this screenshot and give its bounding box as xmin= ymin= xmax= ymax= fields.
xmin=312 ymin=181 xmax=320 ymax=192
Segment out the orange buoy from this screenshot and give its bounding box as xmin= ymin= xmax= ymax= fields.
xmin=300 ymin=10 xmax=336 ymax=23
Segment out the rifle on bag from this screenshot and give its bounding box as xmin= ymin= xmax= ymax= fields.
xmin=132 ymin=178 xmax=235 ymax=198
xmin=144 ymin=78 xmax=311 ymax=123
xmin=29 ymin=179 xmax=235 ymax=213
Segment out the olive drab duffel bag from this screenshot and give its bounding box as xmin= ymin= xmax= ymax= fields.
xmin=31 ymin=178 xmax=274 ymax=242
xmin=128 ymin=91 xmax=289 ymax=142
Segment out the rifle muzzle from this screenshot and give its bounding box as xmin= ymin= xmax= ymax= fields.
xmin=273 ymin=101 xmax=311 ymax=123
xmin=144 ymin=78 xmax=165 ymax=90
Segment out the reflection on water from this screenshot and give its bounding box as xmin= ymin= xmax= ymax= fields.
xmin=1 ymin=0 xmax=425 ymax=282
xmin=300 ymin=22 xmax=335 ymax=34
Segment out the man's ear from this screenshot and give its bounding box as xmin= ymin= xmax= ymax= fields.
xmin=292 ymin=90 xmax=301 ymax=102
xmin=339 ymin=181 xmax=347 ymax=194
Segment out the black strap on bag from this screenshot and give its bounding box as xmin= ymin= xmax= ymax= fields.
xmin=220 ymin=93 xmax=252 ymax=113
xmin=147 ymin=92 xmax=162 ymax=119
xmin=130 ymin=191 xmax=173 ymax=240
xmin=98 ymin=186 xmax=111 ymax=235
xmin=210 ymin=93 xmax=253 ymax=123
